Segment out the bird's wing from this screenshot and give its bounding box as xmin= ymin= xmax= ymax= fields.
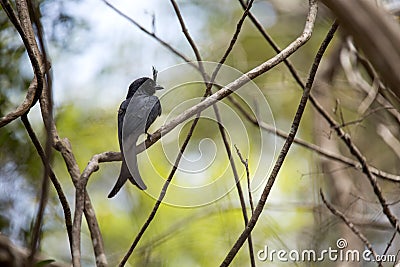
xmin=145 ymin=96 xmax=162 ymax=131
xmin=118 ymin=99 xmax=129 ymax=150
xmin=122 ymin=96 xmax=150 ymax=137
xmin=123 ymin=95 xmax=161 ymax=136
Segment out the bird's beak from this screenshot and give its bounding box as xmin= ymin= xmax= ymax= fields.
xmin=155 ymin=85 xmax=164 ymax=90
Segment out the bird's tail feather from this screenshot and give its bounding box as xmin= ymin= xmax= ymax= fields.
xmin=108 ymin=160 xmax=130 ymax=198
xmin=126 ymin=145 xmax=147 ymax=190
xmin=108 ymin=146 xmax=147 ymax=198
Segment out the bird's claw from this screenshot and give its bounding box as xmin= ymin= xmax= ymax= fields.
xmin=146 ymin=132 xmax=154 ymax=142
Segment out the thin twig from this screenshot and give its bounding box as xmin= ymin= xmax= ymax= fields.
xmin=220 ymin=17 xmax=337 ymax=266
xmin=320 ymin=190 xmax=382 ymax=266
xmin=228 ymin=95 xmax=400 ymax=182
xmin=101 ymin=0 xmax=196 ymax=69
xmin=214 ymin=106 xmax=256 ymax=267
xmin=313 ymin=63 xmax=400 ymax=236
xmin=383 ymin=229 xmax=397 ymax=256
xmin=171 ymin=1 xmax=257 ymax=265
xmin=334 ymin=106 xmax=395 ymax=129
xmin=208 ymin=0 xmax=255 ymax=83
xmin=83 ymin=193 xmax=108 ymax=267
xmin=234 ymin=145 xmax=254 ymax=214
xmin=169 ymin=0 xmax=206 ymax=78
xmin=237 ymin=0 xmax=305 ymax=89
xmin=240 ymin=0 xmax=400 ymax=231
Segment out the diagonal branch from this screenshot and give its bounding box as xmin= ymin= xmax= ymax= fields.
xmin=119 ymin=1 xmax=259 ymax=264
xmin=20 ymin=114 xmax=73 ymax=249
xmin=241 ymin=0 xmax=400 ymax=234
xmin=320 ymin=190 xmax=382 ymax=266
xmin=169 ymin=0 xmax=205 ymax=76
xmin=169 ymin=0 xmax=257 ymax=265
xmin=234 ymin=145 xmax=254 ymax=214
xmin=220 ymin=18 xmax=337 ymax=266
xmin=101 ymin=0 xmax=196 ymax=69
xmin=228 ymin=95 xmax=400 ymax=182
xmin=119 ymin=111 xmax=201 ymax=266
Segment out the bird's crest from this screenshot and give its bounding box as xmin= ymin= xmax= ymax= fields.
xmin=152 ymin=66 xmax=158 ymax=83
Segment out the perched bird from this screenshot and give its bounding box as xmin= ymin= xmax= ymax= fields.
xmin=108 ymin=77 xmax=163 ymax=198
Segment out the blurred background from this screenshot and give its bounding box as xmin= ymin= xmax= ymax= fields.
xmin=1 ymin=0 xmax=400 ymax=266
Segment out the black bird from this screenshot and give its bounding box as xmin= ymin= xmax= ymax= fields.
xmin=108 ymin=77 xmax=163 ymax=198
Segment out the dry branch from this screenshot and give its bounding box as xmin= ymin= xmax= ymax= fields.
xmin=321 ymin=0 xmax=400 ymax=100
xmin=320 ymin=190 xmax=381 ymax=266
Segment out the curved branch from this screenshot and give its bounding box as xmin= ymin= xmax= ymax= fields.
xmin=0 ymin=76 xmax=39 ymax=127
xmin=0 ymin=0 xmax=49 ymax=128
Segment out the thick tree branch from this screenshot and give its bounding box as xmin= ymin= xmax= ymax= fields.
xmin=0 ymin=76 xmax=40 ymax=127
xmin=321 ymin=0 xmax=400 ymax=100
xmin=39 ymin=76 xmax=107 ymax=267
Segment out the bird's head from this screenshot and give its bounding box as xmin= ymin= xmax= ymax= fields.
xmin=126 ymin=77 xmax=163 ymax=98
